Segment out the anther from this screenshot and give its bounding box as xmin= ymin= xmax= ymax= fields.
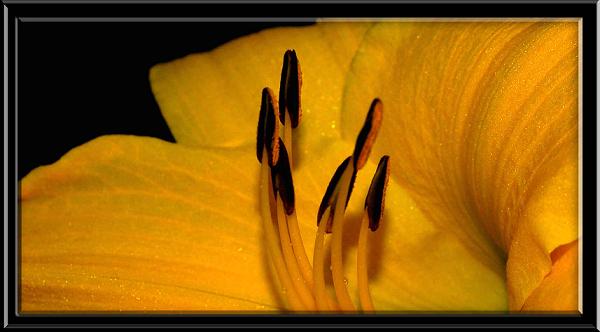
xmin=279 ymin=50 xmax=302 ymax=128
xmin=352 ymin=98 xmax=383 ymax=170
xmin=365 ymin=155 xmax=391 ymax=231
xmin=256 ymin=87 xmax=280 ymax=166
xmin=271 ymin=138 xmax=295 ymax=215
xmin=317 ymin=157 xmax=355 ymax=233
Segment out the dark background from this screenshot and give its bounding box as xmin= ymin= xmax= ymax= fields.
xmin=17 ymin=21 xmax=312 ymax=179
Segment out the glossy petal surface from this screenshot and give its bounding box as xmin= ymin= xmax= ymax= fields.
xmin=21 ymin=136 xmax=279 ymax=311
xmin=341 ymin=21 xmax=578 ymax=311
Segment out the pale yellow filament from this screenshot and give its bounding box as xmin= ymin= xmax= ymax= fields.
xmin=281 ymin=110 xmax=313 ymax=290
xmin=322 ymin=237 xmax=341 ymax=311
xmin=357 ymin=212 xmax=374 ymax=312
xmin=260 ymin=152 xmax=304 ymax=311
xmin=330 ymin=164 xmax=356 ymax=311
xmin=276 ymin=198 xmax=316 ymax=310
xmin=312 ymin=207 xmax=332 ymax=311
xmin=287 ymin=211 xmax=314 ymax=290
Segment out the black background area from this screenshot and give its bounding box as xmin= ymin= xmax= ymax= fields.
xmin=18 ymin=21 xmax=311 ymax=179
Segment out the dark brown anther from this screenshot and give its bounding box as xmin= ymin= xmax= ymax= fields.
xmin=278 ymin=50 xmax=302 ymax=128
xmin=365 ymin=155 xmax=390 ymax=232
xmin=352 ymin=98 xmax=383 ymax=170
xmin=317 ymin=156 xmax=356 ymax=233
xmin=256 ymin=87 xmax=280 ymax=166
xmin=271 ymin=138 xmax=295 ymax=215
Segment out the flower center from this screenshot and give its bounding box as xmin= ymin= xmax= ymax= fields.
xmin=256 ymin=50 xmax=390 ymax=312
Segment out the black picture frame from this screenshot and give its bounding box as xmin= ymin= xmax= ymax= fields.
xmin=6 ymin=0 xmax=598 ymax=329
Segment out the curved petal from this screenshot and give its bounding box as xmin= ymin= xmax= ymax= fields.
xmin=20 ymin=135 xmax=281 ymax=311
xmin=520 ymin=240 xmax=578 ymax=311
xmin=506 ymin=150 xmax=578 ymax=310
xmin=149 ymin=22 xmax=372 ymax=152
xmin=340 ymin=21 xmax=578 ymax=311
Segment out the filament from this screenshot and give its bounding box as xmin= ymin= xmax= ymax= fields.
xmin=282 ymin=104 xmax=313 ymax=290
xmin=260 ymin=151 xmax=304 ymax=311
xmin=357 ymin=212 xmax=374 ymax=312
xmin=330 ymin=164 xmax=357 ymax=311
xmin=287 ymin=211 xmax=314 ymax=290
xmin=276 ymin=197 xmax=316 ymax=310
xmin=313 ymin=207 xmax=333 ymax=311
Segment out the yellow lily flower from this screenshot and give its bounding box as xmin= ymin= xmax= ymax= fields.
xmin=20 ymin=20 xmax=578 ymax=313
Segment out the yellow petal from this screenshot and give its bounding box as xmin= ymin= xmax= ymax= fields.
xmin=21 ymin=136 xmax=280 ymax=311
xmin=149 ymin=22 xmax=371 ymax=152
xmin=520 ymin=240 xmax=578 ymax=311
xmin=506 ymin=149 xmax=578 ymax=310
xmin=341 ymin=21 xmax=578 ymax=311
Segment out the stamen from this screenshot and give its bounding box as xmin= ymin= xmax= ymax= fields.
xmin=271 ymin=139 xmax=315 ymax=308
xmin=324 ymin=99 xmax=385 ymax=311
xmin=317 ymin=157 xmax=354 ymax=233
xmin=256 ymin=87 xmax=280 ymax=167
xmin=329 ymin=161 xmax=357 ymax=311
xmin=276 ymin=195 xmax=316 ymax=310
xmin=358 ymin=155 xmax=391 ymax=312
xmin=317 ymin=99 xmax=383 ymax=233
xmin=313 ymin=207 xmax=333 ymax=311
xmin=287 ymin=210 xmax=314 ymax=290
xmin=352 ymin=98 xmax=383 ymax=170
xmin=357 ymin=213 xmax=374 ymax=312
xmin=256 ymin=50 xmax=389 ymax=313
xmin=322 ymin=237 xmax=341 ymax=311
xmin=279 ymin=49 xmax=302 ymax=128
xmin=259 ymin=151 xmax=304 ymax=310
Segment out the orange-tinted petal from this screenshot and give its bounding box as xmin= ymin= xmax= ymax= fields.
xmin=521 ymin=240 xmax=578 ymax=311
xmin=21 ymin=135 xmax=281 ymax=311
xmin=340 ymin=21 xmax=578 ymax=311
xmin=506 ymin=150 xmax=578 ymax=310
